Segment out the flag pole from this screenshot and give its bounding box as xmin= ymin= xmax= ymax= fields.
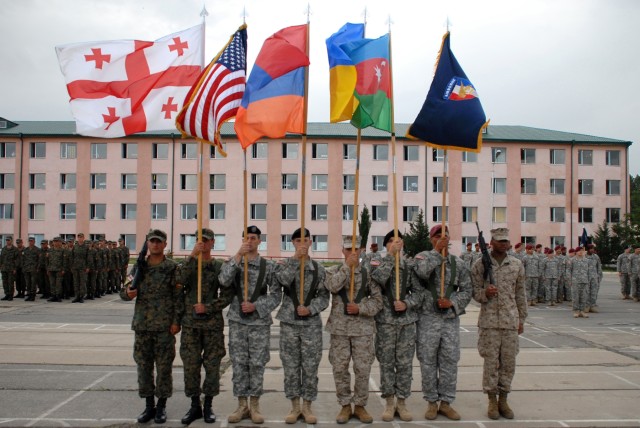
xmin=440 ymin=149 xmax=448 ymax=298
xmin=350 ymin=129 xmax=362 ymax=302
xmin=387 ymin=22 xmax=400 ymax=301
xmin=196 ymin=141 xmax=204 ymax=304
xmin=299 ymin=18 xmax=311 ymax=303
xmin=243 ymin=150 xmax=249 ymax=302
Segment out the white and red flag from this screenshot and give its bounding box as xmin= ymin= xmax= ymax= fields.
xmin=56 ymin=24 xmax=204 ymax=138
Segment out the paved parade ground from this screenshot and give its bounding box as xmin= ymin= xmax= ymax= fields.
xmin=1 ymin=272 xmax=639 ymax=427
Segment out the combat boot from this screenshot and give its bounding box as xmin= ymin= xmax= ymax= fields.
xmin=301 ymin=399 xmax=317 ymax=424
xmin=580 ymin=311 xmax=589 ymax=318
xmin=285 ymin=397 xmax=301 ymax=424
xmin=425 ymin=401 xmax=438 ymax=420
xmin=203 ymin=395 xmax=215 ymax=423
xmin=438 ymin=401 xmax=460 ymax=420
xmin=154 ymin=397 xmax=167 ymax=424
xmin=498 ymin=392 xmax=514 ymax=419
xmin=590 ymin=306 xmax=599 ymax=313
xmin=227 ymin=397 xmax=249 ymax=423
xmin=137 ymin=396 xmax=156 ymax=423
xmin=382 ymin=395 xmax=395 ymax=422
xmin=249 ymin=396 xmax=264 ymax=424
xmin=336 ymin=404 xmax=352 ymax=424
xmin=181 ymin=395 xmax=203 ymax=425
xmin=487 ymin=393 xmax=499 ymax=420
xmin=396 ymin=398 xmax=413 ymax=421
xmin=584 ymin=306 xmax=590 ymax=313
xmin=573 ymin=311 xmax=580 ymax=318
xmin=353 ymin=405 xmax=373 ymax=423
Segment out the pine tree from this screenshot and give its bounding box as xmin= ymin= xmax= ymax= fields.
xmin=403 ymin=209 xmax=432 ymax=257
xmin=358 ymin=205 xmax=372 ymax=249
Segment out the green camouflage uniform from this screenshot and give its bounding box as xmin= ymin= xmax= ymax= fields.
xmin=46 ymin=246 xmax=66 ymax=298
xmin=22 ymin=244 xmax=41 ymax=297
xmin=1 ymin=243 xmax=19 ymax=299
xmin=71 ymin=241 xmax=90 ymax=298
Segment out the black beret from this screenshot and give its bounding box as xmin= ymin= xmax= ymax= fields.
xmin=383 ymin=230 xmax=403 ymax=248
xmin=243 ymin=225 xmax=262 ymax=237
xmin=291 ymin=227 xmax=310 ymax=241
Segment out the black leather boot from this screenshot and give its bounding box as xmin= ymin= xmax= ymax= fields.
xmin=203 ymin=395 xmax=216 ymax=423
xmin=137 ymin=396 xmax=155 ymax=423
xmin=181 ymin=396 xmax=203 ymax=425
xmin=154 ymin=397 xmax=167 ymax=424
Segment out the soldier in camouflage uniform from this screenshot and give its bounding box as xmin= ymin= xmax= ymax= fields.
xmin=120 ymin=229 xmax=180 ymax=424
xmin=617 ymin=246 xmax=632 ymax=299
xmin=555 ymin=246 xmax=569 ymax=302
xmin=541 ymin=249 xmax=561 ymax=306
xmin=1 ymin=236 xmax=18 ymax=300
xmin=96 ymin=240 xmax=107 ymax=296
xmin=460 ymin=242 xmax=475 ymax=269
xmin=326 ymin=235 xmax=383 ymax=424
xmin=471 ymin=228 xmax=527 ymax=420
xmin=413 ymin=225 xmax=472 ymax=421
xmin=46 ymin=237 xmax=66 ymax=302
xmin=630 ymin=246 xmax=640 ymax=301
xmin=118 ymin=238 xmax=130 ymax=289
xmin=176 ymin=228 xmax=234 ymax=425
xmin=522 ymin=245 xmax=540 ymax=306
xmin=218 ymin=225 xmax=281 ymax=425
xmin=86 ymin=241 xmax=99 ymax=299
xmin=22 ymin=237 xmax=41 ymax=301
xmin=275 ymin=227 xmax=329 ymax=425
xmin=38 ymin=240 xmax=51 ymax=298
xmin=534 ymin=244 xmax=545 ymax=302
xmin=14 ymin=238 xmax=26 ymax=298
xmin=370 ymin=230 xmax=421 ymax=422
xmin=361 ymin=242 xmax=383 ymax=272
xmin=512 ymin=243 xmax=525 ymax=261
xmin=62 ymin=240 xmax=74 ymax=299
xmin=569 ymin=247 xmax=591 ymax=317
xmin=70 ymin=233 xmax=90 ymax=303
xmin=585 ymin=245 xmax=603 ymax=313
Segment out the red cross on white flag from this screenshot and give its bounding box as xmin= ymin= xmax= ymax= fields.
xmin=56 ymin=24 xmax=204 ymax=138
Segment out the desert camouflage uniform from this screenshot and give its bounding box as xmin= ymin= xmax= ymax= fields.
xmin=22 ymin=244 xmax=41 ymax=297
xmin=586 ymin=253 xmax=603 ymax=307
xmin=522 ymin=253 xmax=540 ymax=303
xmin=325 ymin=262 xmax=383 ymax=407
xmin=617 ymin=252 xmax=631 ymax=297
xmin=1 ymin=243 xmax=19 ymax=299
xmin=541 ymin=256 xmax=561 ymax=303
xmin=219 ymin=255 xmax=281 ymax=398
xmin=471 ymin=255 xmax=527 ymax=394
xmin=569 ymin=256 xmax=590 ymax=311
xmin=275 ymin=257 xmax=329 ymax=402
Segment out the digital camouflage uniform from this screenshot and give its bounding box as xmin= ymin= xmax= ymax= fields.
xmin=218 ymin=255 xmax=281 ymax=398
xmin=370 ymin=254 xmax=421 ymax=400
xmin=120 ymin=257 xmax=179 ymax=399
xmin=541 ymin=255 xmax=561 ymax=304
xmin=471 ymin=255 xmax=527 ymax=394
xmin=46 ymin=245 xmax=66 ymax=299
xmin=413 ymin=250 xmax=472 ymax=404
xmin=22 ymin=243 xmax=41 ymax=298
xmin=361 ymin=251 xmax=383 ymax=273
xmin=0 ymin=243 xmax=19 ymax=299
xmin=176 ymin=256 xmax=234 ymax=398
xmin=630 ymin=252 xmax=640 ymax=299
xmin=522 ymin=253 xmax=540 ymax=304
xmin=71 ymin=241 xmax=90 ymax=299
xmin=586 ymin=253 xmax=603 ymax=308
xmin=617 ymin=251 xmax=631 ymax=297
xmin=460 ymin=249 xmax=475 ymax=270
xmin=325 ymin=262 xmax=383 ymax=407
xmin=275 ymin=257 xmax=329 ymax=402
xmin=569 ymin=256 xmax=590 ymax=312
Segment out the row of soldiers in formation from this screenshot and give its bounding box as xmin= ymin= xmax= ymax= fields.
xmin=616 ymin=246 xmax=640 ymax=301
xmin=0 ymin=234 xmax=130 ymax=302
xmin=120 ymin=225 xmax=527 ymax=425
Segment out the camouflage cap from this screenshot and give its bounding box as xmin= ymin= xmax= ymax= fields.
xmin=147 ymin=229 xmax=167 ymax=242
xmin=342 ymin=235 xmax=361 ymax=249
xmin=15 ymin=238 xmax=23 ymax=243
xmin=196 ymin=228 xmax=215 ymax=241
xmin=490 ymin=228 xmax=509 ymax=241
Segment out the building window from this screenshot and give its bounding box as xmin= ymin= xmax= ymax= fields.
xmin=578 ymin=149 xmax=593 ymax=165
xmin=606 ymin=208 xmax=621 ymax=223
xmin=492 ymin=147 xmax=506 ymax=163
xmin=550 ymin=178 xmax=565 ymax=195
xmin=403 ymin=206 xmax=419 ymax=222
xmin=342 ymin=205 xmax=354 ymax=220
xmin=210 ymin=174 xmax=226 ymax=190
xmin=181 ymin=143 xmax=197 ymax=159
xmin=521 ymin=236 xmax=536 ymax=245
xmin=433 ymin=176 xmax=448 ymax=193
xmin=282 ymin=204 xmax=297 ymax=220
xmin=462 ymin=206 xmax=478 ymax=223
xmin=151 ymin=203 xmax=167 ymax=220
xmin=606 ymin=150 xmax=620 ymax=166
xmin=29 ymin=173 xmax=46 ymax=190
xmin=91 ymin=173 xmax=106 ymax=190
xmin=311 ymin=204 xmax=328 ymax=221
xmin=606 ymin=180 xmax=620 ymax=195
xmin=181 ymin=234 xmax=197 ymax=251
xmin=282 ymin=174 xmax=298 ymax=190
xmin=343 ymin=175 xmax=355 ymax=191
xmin=404 ymin=145 xmax=419 ymax=161
xmin=210 ymin=143 xmax=226 ymax=158
xmin=0 ymin=204 xmax=14 ymax=219
xmin=121 ymin=174 xmax=137 ymax=190
xmin=492 ymin=178 xmax=506 ymax=194
xmin=181 ymin=174 xmax=197 ymax=190
xmin=462 ymin=151 xmax=477 ymax=163
xmin=521 ymin=178 xmax=536 ymax=194
xmin=122 ymin=143 xmax=138 ymax=159
xmin=311 ymin=174 xmax=328 ymax=190
xmin=90 ymin=203 xmax=106 ymax=220
xmin=493 ymin=207 xmax=507 ymax=223
xmin=0 ymin=142 xmax=16 ymax=158
xmin=120 ymin=234 xmax=136 ymax=250
xmin=403 ymin=176 xmax=418 ymax=192
xmin=180 ymin=204 xmax=197 ymax=220
xmin=550 ymin=207 xmax=565 ymax=222
xmin=251 ymin=173 xmax=268 ymax=189
xmin=550 ymin=149 xmax=565 ymax=165
xmin=151 ymin=173 xmax=168 ymax=190
xmin=153 ymin=143 xmax=168 ymax=159
xmin=60 ymin=173 xmax=76 ymax=190
xmin=432 ymin=206 xmax=449 ymax=222
xmin=60 ymin=203 xmax=76 ymax=220
xmin=312 ymin=235 xmax=328 ymax=252
xmin=210 ymin=203 xmax=225 ymax=220
xmin=213 ymin=234 xmax=226 ymax=251
xmin=550 ymin=236 xmax=565 ymax=247
xmin=121 ymin=204 xmax=137 ymax=220
xmin=252 ymin=142 xmax=268 ymax=159
xmin=29 ymin=204 xmax=45 ymax=220
xmin=251 ymin=204 xmax=267 ymax=220
xmin=281 ymin=234 xmax=295 ymax=252
xmin=521 ymin=207 xmax=536 ymax=223
xmin=282 ymin=142 xmax=298 ymax=159
xmin=60 ymin=142 xmax=77 ymax=159
xmin=373 ymin=205 xmax=388 ymax=221
xmin=462 ymin=177 xmax=477 ymax=193
xmin=30 ymin=142 xmax=46 ymax=158
xmin=462 ymin=236 xmax=478 ymax=247
xmin=258 ymin=235 xmax=268 ymax=251
xmin=0 ymin=173 xmax=15 ymax=189
xmin=373 ymin=175 xmax=388 ymax=191
xmin=578 ymin=207 xmax=593 ymax=223
xmin=432 ymin=148 xmax=445 ymax=162
xmin=578 ymin=179 xmax=593 ymax=195
xmin=521 ymin=148 xmax=535 ymax=164
xmin=312 ymin=143 xmax=328 ymax=159
xmin=373 ymin=144 xmax=388 ymax=160
xmin=91 ymin=143 xmax=107 ymax=159
xmin=343 ymin=144 xmax=356 ymax=160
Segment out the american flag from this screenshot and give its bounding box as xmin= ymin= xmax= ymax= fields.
xmin=176 ymin=25 xmax=247 ymax=154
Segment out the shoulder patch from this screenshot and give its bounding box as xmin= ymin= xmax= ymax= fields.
xmin=370 ymin=260 xmax=381 ymax=266
xmin=415 ymin=254 xmax=425 ymax=260
xmin=277 ymin=259 xmax=286 ymax=265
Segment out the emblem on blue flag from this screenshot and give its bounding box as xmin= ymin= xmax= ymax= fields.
xmin=444 ymin=77 xmax=479 ymax=101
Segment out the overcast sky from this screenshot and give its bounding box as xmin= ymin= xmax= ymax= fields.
xmin=1 ymin=0 xmax=638 ymax=175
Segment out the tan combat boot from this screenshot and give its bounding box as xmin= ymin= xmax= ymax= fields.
xmin=438 ymin=401 xmax=461 ymax=420
xmin=396 ymin=398 xmax=413 ymax=421
xmin=301 ymin=400 xmax=317 ymax=424
xmin=425 ymin=401 xmax=438 ymax=420
xmin=285 ymin=397 xmax=301 ymax=424
xmin=590 ymin=306 xmax=599 ymax=313
xmin=498 ymin=392 xmax=514 ymax=419
xmin=584 ymin=306 xmax=590 ymax=313
xmin=487 ymin=393 xmax=499 ymax=420
xmin=353 ymin=405 xmax=373 ymax=423
xmin=227 ymin=397 xmax=250 ymax=423
xmin=580 ymin=311 xmax=589 ymax=318
xmin=249 ymin=396 xmax=264 ymax=424
xmin=573 ymin=311 xmax=580 ymax=318
xmin=381 ymin=396 xmax=395 ymax=422
xmin=336 ymin=404 xmax=352 ymax=424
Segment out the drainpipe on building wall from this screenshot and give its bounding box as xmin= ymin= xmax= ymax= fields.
xmin=424 ymin=144 xmax=428 ymax=219
xmin=170 ymin=133 xmax=176 ymax=254
xmin=17 ymin=133 xmax=24 ymax=239
xmin=570 ymin=140 xmax=574 ymax=247
xmin=625 ymin=144 xmax=629 ymax=215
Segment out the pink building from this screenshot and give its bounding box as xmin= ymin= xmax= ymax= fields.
xmin=0 ymin=118 xmax=632 ymax=259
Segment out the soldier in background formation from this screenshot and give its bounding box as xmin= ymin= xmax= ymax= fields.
xmin=585 ymin=244 xmax=603 ymax=313
xmin=630 ymin=246 xmax=640 ymax=301
xmin=570 ymin=246 xmax=591 ymax=318
xmin=361 ymin=242 xmax=382 ymax=272
xmin=1 ymin=236 xmax=18 ymax=300
xmin=617 ymin=246 xmax=632 ymax=299
xmin=21 ymin=237 xmax=41 ymax=301
xmin=541 ymin=248 xmax=561 ymax=306
xmin=15 ymin=238 xmax=26 ymax=298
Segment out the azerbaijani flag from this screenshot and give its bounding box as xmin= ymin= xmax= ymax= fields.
xmin=326 ymin=23 xmax=365 ymax=123
xmin=341 ymin=34 xmax=392 ymax=132
xmin=234 ymin=24 xmax=309 ymax=149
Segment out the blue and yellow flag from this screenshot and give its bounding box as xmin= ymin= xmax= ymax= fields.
xmin=407 ymin=32 xmax=488 ymax=152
